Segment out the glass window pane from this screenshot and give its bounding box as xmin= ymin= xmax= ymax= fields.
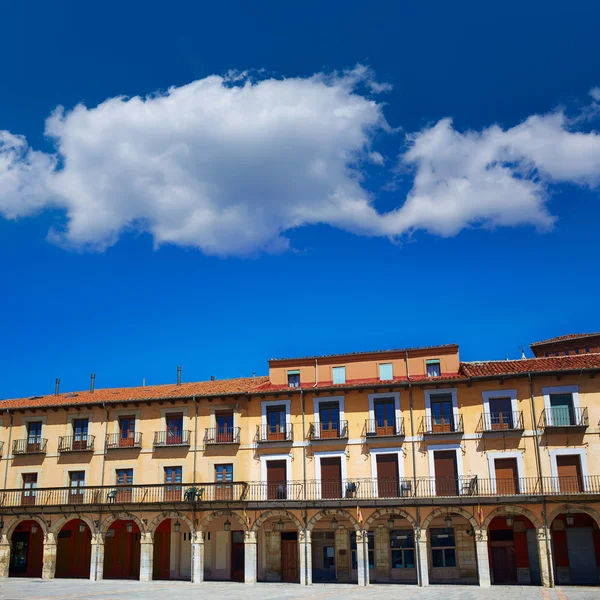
xmin=444 ymin=548 xmax=456 ymax=567
xmin=431 ymin=549 xmax=444 ymax=567
xmin=332 ymin=367 xmax=346 ymax=385
xmin=404 ymin=549 xmax=415 ymax=568
xmin=379 ymin=363 xmax=393 ymax=381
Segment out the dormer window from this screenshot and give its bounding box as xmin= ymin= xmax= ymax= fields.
xmin=379 ymin=363 xmax=393 ymax=381
xmin=332 ymin=366 xmax=346 ymax=385
xmin=426 ymin=360 xmax=441 ymax=378
xmin=287 ymin=370 xmax=301 ymax=388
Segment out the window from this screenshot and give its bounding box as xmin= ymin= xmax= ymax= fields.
xmin=118 ymin=416 xmax=136 ymax=447
xmin=27 ymin=421 xmax=42 ymax=441
xmin=350 ymin=531 xmax=374 ymax=569
xmin=430 ymin=527 xmax=456 ymax=568
xmin=549 ymin=393 xmax=574 ymax=426
xmin=22 ymin=473 xmax=38 ymax=506
xmin=166 ymin=413 xmax=184 ymax=444
xmin=585 ymin=346 xmax=590 ymax=353
xmin=69 ymin=471 xmax=85 ymax=503
xmin=216 ymin=411 xmax=234 ymax=442
xmin=374 ymin=398 xmax=396 ymax=434
xmin=73 ymin=419 xmax=89 ymax=449
xmin=390 ymin=529 xmax=415 ymax=569
xmin=488 ymin=397 xmax=513 ymax=430
xmin=430 ymin=395 xmax=454 ymax=432
xmin=116 ymin=468 xmax=133 ymax=501
xmin=575 ymin=348 xmax=580 ymax=354
xmin=319 ymin=401 xmax=340 ymax=437
xmin=426 ymin=360 xmax=441 ymax=378
xmin=332 ymin=366 xmax=346 ymax=385
xmin=215 ymin=464 xmax=233 ymax=500
xmin=287 ymin=370 xmax=301 ymax=388
xmin=266 ymin=405 xmax=287 ymax=440
xmin=379 ymin=363 xmax=393 ymax=381
xmin=164 ymin=466 xmax=182 ymax=500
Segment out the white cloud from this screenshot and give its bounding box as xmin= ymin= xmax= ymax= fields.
xmin=590 ymin=87 xmax=600 ymax=102
xmin=1 ymin=70 xmax=600 ymax=256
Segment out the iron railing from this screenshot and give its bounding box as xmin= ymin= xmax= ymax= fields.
xmin=0 ymin=440 xmax=4 ymax=455
xmin=308 ymin=420 xmax=349 ymax=440
xmin=256 ymin=424 xmax=294 ymax=443
xmin=105 ymin=432 xmax=143 ymax=450
xmin=419 ymin=415 xmax=464 ymax=435
xmin=478 ymin=411 xmax=524 ymax=432
xmin=58 ymin=435 xmax=95 ymax=452
xmin=13 ymin=438 xmax=47 ymax=455
xmin=204 ymin=427 xmax=241 ymax=445
xmin=153 ymin=430 xmax=192 ymax=447
xmin=542 ymin=475 xmax=600 ymax=495
xmin=364 ymin=418 xmax=405 ymax=438
xmin=539 ymin=406 xmax=588 ymax=428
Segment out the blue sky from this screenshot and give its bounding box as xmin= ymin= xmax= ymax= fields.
xmin=1 ymin=0 xmax=599 ymax=399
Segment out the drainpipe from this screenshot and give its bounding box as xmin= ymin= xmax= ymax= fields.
xmin=405 ymin=350 xmax=422 ymax=586
xmin=300 ymin=387 xmax=308 ymax=585
xmin=529 ymin=373 xmax=554 ymax=588
xmin=93 ymin=402 xmax=110 ymax=581
xmin=193 ymin=396 xmax=199 ymax=485
xmin=2 ymin=410 xmax=13 ymax=491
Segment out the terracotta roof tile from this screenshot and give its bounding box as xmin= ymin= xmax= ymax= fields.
xmin=530 ymin=332 xmax=600 ymax=347
xmin=460 ymin=354 xmax=600 ymax=377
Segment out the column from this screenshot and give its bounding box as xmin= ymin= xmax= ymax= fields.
xmin=89 ymin=534 xmax=105 ymax=581
xmin=244 ymin=530 xmax=257 ymax=584
xmin=41 ymin=533 xmax=57 ymax=580
xmin=265 ymin=531 xmax=281 ymax=581
xmin=139 ymin=532 xmax=153 ymax=582
xmin=374 ymin=526 xmax=390 ymax=582
xmin=537 ymin=527 xmax=554 ymax=587
xmin=191 ymin=531 xmax=204 ymax=583
xmin=356 ymin=530 xmax=370 ymax=587
xmin=417 ymin=528 xmax=429 ymax=587
xmin=0 ymin=538 xmax=10 ymax=579
xmin=299 ymin=529 xmax=312 ymax=586
xmin=475 ymin=530 xmax=491 ymax=587
xmin=335 ymin=528 xmax=350 ymax=582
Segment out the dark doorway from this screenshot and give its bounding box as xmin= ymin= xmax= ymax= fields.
xmin=281 ymin=532 xmax=299 ymax=582
xmin=490 ymin=529 xmax=518 ymax=584
xmin=103 ymin=520 xmax=141 ymax=579
xmin=55 ymin=519 xmax=91 ymax=578
xmin=231 ymin=531 xmax=245 ymax=582
xmin=9 ymin=521 xmax=43 ymax=578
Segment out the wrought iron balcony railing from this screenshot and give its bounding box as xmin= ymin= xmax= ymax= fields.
xmin=308 ymin=420 xmax=349 ymax=440
xmin=13 ymin=438 xmax=47 ymax=455
xmin=478 ymin=411 xmax=525 ymax=433
xmin=364 ymin=418 xmax=405 ymax=438
xmin=58 ymin=435 xmax=95 ymax=452
xmin=256 ymin=424 xmax=294 ymax=443
xmin=204 ymin=427 xmax=241 ymax=445
xmin=0 ymin=440 xmax=4 ymax=456
xmin=153 ymin=430 xmax=192 ymax=447
xmin=105 ymin=432 xmax=143 ymax=450
xmin=419 ymin=414 xmax=464 ymax=435
xmin=539 ymin=406 xmax=588 ymax=428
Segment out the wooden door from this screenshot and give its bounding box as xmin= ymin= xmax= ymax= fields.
xmin=216 ymin=412 xmax=234 ymax=443
xmin=281 ymin=539 xmax=299 ymax=582
xmin=374 ymin=399 xmax=395 ymax=436
xmin=431 ymin=397 xmax=453 ymax=433
xmin=491 ymin=545 xmax=517 ymax=584
xmin=556 ymin=455 xmax=582 ymax=493
xmin=267 ymin=406 xmax=286 ymax=441
xmin=495 ymin=458 xmax=519 ymax=495
xmin=376 ymin=454 xmax=399 ymax=497
xmin=319 ymin=403 xmax=340 ymax=438
xmin=215 ymin=464 xmax=233 ymax=500
xmin=320 ymin=457 xmax=342 ymax=498
xmin=231 ymin=531 xmax=245 ymax=581
xmin=489 ymin=398 xmax=513 ymax=430
xmin=266 ymin=460 xmax=287 ymax=500
xmin=434 ymin=451 xmax=458 ymax=496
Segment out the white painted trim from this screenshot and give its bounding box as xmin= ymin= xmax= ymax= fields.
xmin=542 ymin=385 xmax=580 ymax=427
xmin=367 ymin=392 xmax=400 ymax=426
xmin=369 ymin=447 xmax=405 ymax=498
xmin=424 ymin=388 xmax=458 ymax=423
xmin=160 ymin=407 xmax=189 ymax=431
xmin=21 ymin=415 xmax=47 ymax=439
xmin=110 ymin=409 xmax=141 ymax=435
xmin=482 ymin=389 xmax=518 ymax=416
xmin=209 ymin=403 xmax=239 ymax=429
xmin=313 ymin=396 xmax=345 ymax=427
xmin=314 ymin=450 xmax=347 ymax=500
xmin=259 ymin=453 xmax=292 ymax=501
xmin=486 ymin=451 xmax=525 ymax=494
xmin=427 ymin=443 xmax=464 ymax=496
xmin=549 ymin=448 xmax=589 ymax=492
xmin=260 ymin=399 xmax=292 ymax=428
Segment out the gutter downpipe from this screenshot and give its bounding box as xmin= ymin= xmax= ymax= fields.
xmin=301 ymin=386 xmax=308 ymax=585
xmin=193 ymin=396 xmax=199 ymax=484
xmin=405 ymin=350 xmax=422 ymax=587
xmin=528 ymin=373 xmax=554 ymax=588
xmin=93 ymin=401 xmax=110 ymax=581
xmin=3 ymin=410 xmax=13 ymax=491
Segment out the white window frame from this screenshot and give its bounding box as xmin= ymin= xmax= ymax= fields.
xmin=261 ymin=399 xmax=291 ymax=428
xmin=427 ymin=443 xmax=464 ymax=496
xmin=209 ymin=403 xmax=239 ymax=429
xmin=548 ymin=448 xmax=590 ymax=492
xmin=313 ymin=395 xmax=345 ymax=428
xmin=370 ymin=447 xmax=405 ymax=498
xmin=259 ymin=453 xmax=293 ymax=501
xmin=332 ymin=366 xmax=346 ymax=385
xmin=482 ymin=389 xmax=518 ymax=416
xmin=22 ymin=416 xmax=46 ymax=439
xmin=161 ymin=406 xmax=189 ymax=431
xmin=111 ymin=409 xmax=141 ymax=435
xmin=486 ymin=451 xmax=525 ymax=494
xmin=314 ymin=450 xmax=347 ymax=500
xmin=424 ymin=388 xmax=459 ymax=424
xmin=542 ymin=385 xmax=580 ymax=426
xmin=368 ymin=392 xmax=400 ymax=427
xmin=378 ymin=362 xmax=394 ymax=381
xmin=426 ymin=359 xmax=441 ymax=378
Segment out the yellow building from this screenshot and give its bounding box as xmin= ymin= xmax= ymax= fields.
xmin=0 ymin=332 xmax=599 ymax=587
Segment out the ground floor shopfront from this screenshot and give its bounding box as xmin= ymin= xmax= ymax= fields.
xmin=0 ymin=504 xmax=599 ymax=587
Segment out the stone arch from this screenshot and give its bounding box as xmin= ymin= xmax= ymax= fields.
xmin=51 ymin=514 xmax=96 ymax=537
xmin=3 ymin=515 xmax=50 ymax=541
xmin=483 ymin=505 xmax=543 ymax=530
xmin=99 ymin=512 xmax=146 ymax=536
xmin=198 ymin=510 xmax=248 ymax=532
xmin=251 ymin=509 xmax=303 ymax=533
xmin=547 ymin=504 xmax=600 ymax=528
xmin=421 ymin=506 xmax=479 ymax=531
xmin=307 ymin=508 xmax=360 ymax=532
xmin=364 ymin=507 xmax=417 ymax=531
xmin=148 ymin=512 xmax=195 ymax=539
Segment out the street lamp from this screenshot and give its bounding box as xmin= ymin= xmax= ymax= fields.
xmin=31 ymin=524 xmax=38 ymax=534
xmin=126 ymin=523 xmax=133 ymax=533
xmin=330 ymin=517 xmax=339 ymax=531
xmin=274 ymin=519 xmax=285 ymax=532
xmin=79 ymin=523 xmax=86 ymax=533
xmin=444 ymin=515 xmax=452 ymax=528
xmin=387 ymin=517 xmax=395 ymax=529
xmin=174 ymin=521 xmax=181 ymax=533
xmin=506 ymin=516 xmax=514 ymax=528
xmin=565 ymin=513 xmax=575 ymax=527
xmin=224 ymin=519 xmax=231 ymax=532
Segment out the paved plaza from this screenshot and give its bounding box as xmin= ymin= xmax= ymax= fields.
xmin=0 ymin=580 xmax=598 ymax=600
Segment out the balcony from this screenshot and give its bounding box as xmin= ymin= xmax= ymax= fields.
xmin=153 ymin=430 xmax=192 ymax=448
xmin=13 ymin=438 xmax=47 ymax=455
xmin=58 ymin=435 xmax=95 ymax=452
xmin=478 ymin=411 xmax=524 ymax=433
xmin=364 ymin=418 xmax=405 ymax=439
xmin=256 ymin=424 xmax=293 ymax=443
xmin=308 ymin=420 xmax=349 ymax=441
xmin=419 ymin=415 xmax=464 ymax=435
xmin=204 ymin=427 xmax=241 ymax=445
xmin=539 ymin=406 xmax=588 ymax=429
xmin=105 ymin=432 xmax=143 ymax=450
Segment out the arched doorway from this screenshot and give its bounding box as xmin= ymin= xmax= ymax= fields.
xmin=9 ymin=520 xmax=43 ymax=578
xmin=103 ymin=519 xmax=141 ymax=579
xmin=152 ymin=518 xmax=192 ymax=580
xmin=55 ymin=519 xmax=92 ymax=578
xmin=551 ymin=512 xmax=600 ymax=585
xmin=200 ymin=512 xmax=247 ymax=582
xmin=488 ymin=515 xmax=541 ymax=585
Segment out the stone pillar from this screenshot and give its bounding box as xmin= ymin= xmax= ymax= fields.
xmin=335 ymin=528 xmax=351 ymax=582
xmin=417 ymin=528 xmax=429 ymax=587
xmin=0 ymin=539 xmax=10 ymax=579
xmin=42 ymin=533 xmax=57 ymax=580
xmin=265 ymin=531 xmax=281 ymax=581
xmin=244 ymin=530 xmax=257 ymax=584
xmin=139 ymin=532 xmax=153 ymax=582
xmin=475 ymin=530 xmax=491 ymax=587
xmin=299 ymin=529 xmax=312 ymax=586
xmin=374 ymin=526 xmax=390 ymax=582
xmin=191 ymin=531 xmax=204 ymax=584
xmin=356 ymin=530 xmax=370 ymax=586
xmin=537 ymin=527 xmax=554 ymax=587
xmin=89 ymin=534 xmax=105 ymax=581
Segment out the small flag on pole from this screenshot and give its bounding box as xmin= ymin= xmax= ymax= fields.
xmin=477 ymin=504 xmax=483 ymax=527
xmin=243 ymin=507 xmax=250 ymax=526
xmin=356 ymin=504 xmax=363 ymax=525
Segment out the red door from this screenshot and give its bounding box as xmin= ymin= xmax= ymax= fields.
xmin=377 ymin=454 xmax=399 ymax=497
xmin=434 ymin=451 xmax=458 ymax=496
xmin=231 ymin=531 xmax=245 ymax=581
xmin=281 ymin=538 xmax=299 ymax=582
xmin=266 ymin=460 xmax=287 ymax=500
xmin=557 ymin=455 xmax=583 ymax=493
xmin=495 ymin=458 xmax=519 ymax=495
xmin=320 ymin=457 xmax=342 ymax=498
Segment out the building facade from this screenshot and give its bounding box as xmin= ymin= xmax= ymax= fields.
xmin=0 ymin=333 xmax=599 ymax=586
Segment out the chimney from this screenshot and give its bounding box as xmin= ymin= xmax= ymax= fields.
xmin=177 ymin=366 xmax=182 ymax=386
xmin=210 ymin=375 xmax=215 ymax=381
xmin=142 ymin=377 xmax=146 ymax=387
xmin=55 ymin=378 xmax=60 ymax=396
xmin=252 ymin=371 xmax=256 ymax=381
xmin=90 ymin=373 xmax=95 ymax=393
xmin=520 ymin=346 xmax=526 ymax=360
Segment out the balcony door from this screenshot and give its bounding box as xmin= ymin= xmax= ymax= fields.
xmin=319 ymin=402 xmax=340 ymax=438
xmin=116 ymin=468 xmax=133 ymax=502
xmin=215 ymin=464 xmax=233 ymax=500
xmin=69 ymin=471 xmax=85 ymax=504
xmin=21 ymin=473 xmax=37 ymax=506
xmin=494 ymin=458 xmax=519 ymax=495
xmin=320 ymin=457 xmax=342 ymax=499
xmin=266 ymin=406 xmax=286 ymax=441
xmin=550 ymin=393 xmax=574 ymax=426
xmin=164 ymin=466 xmax=182 ymax=501
xmin=376 ymin=454 xmax=399 ymax=498
xmin=434 ymin=450 xmax=458 ymax=496
xmin=431 ymin=396 xmax=453 ymax=433
xmin=556 ymin=455 xmax=583 ymax=493
xmin=73 ymin=419 xmax=89 ymax=450
xmin=488 ymin=398 xmax=513 ymax=430
xmin=119 ymin=416 xmax=136 ymax=447
xmin=216 ymin=412 xmax=234 ymax=443
xmin=166 ymin=413 xmax=183 ymax=445
xmin=266 ymin=460 xmax=287 ymax=500
xmin=27 ymin=422 xmax=42 ymax=453
xmin=374 ymin=399 xmax=395 ymax=436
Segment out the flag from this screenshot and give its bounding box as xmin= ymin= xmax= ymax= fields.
xmin=243 ymin=507 xmax=250 ymax=527
xmin=356 ymin=504 xmax=363 ymax=525
xmin=477 ymin=504 xmax=483 ymax=527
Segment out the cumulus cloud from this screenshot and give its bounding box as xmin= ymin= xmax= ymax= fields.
xmin=1 ymin=68 xmax=600 ymax=256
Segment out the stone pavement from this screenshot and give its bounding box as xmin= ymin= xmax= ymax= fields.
xmin=0 ymin=580 xmax=598 ymax=600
